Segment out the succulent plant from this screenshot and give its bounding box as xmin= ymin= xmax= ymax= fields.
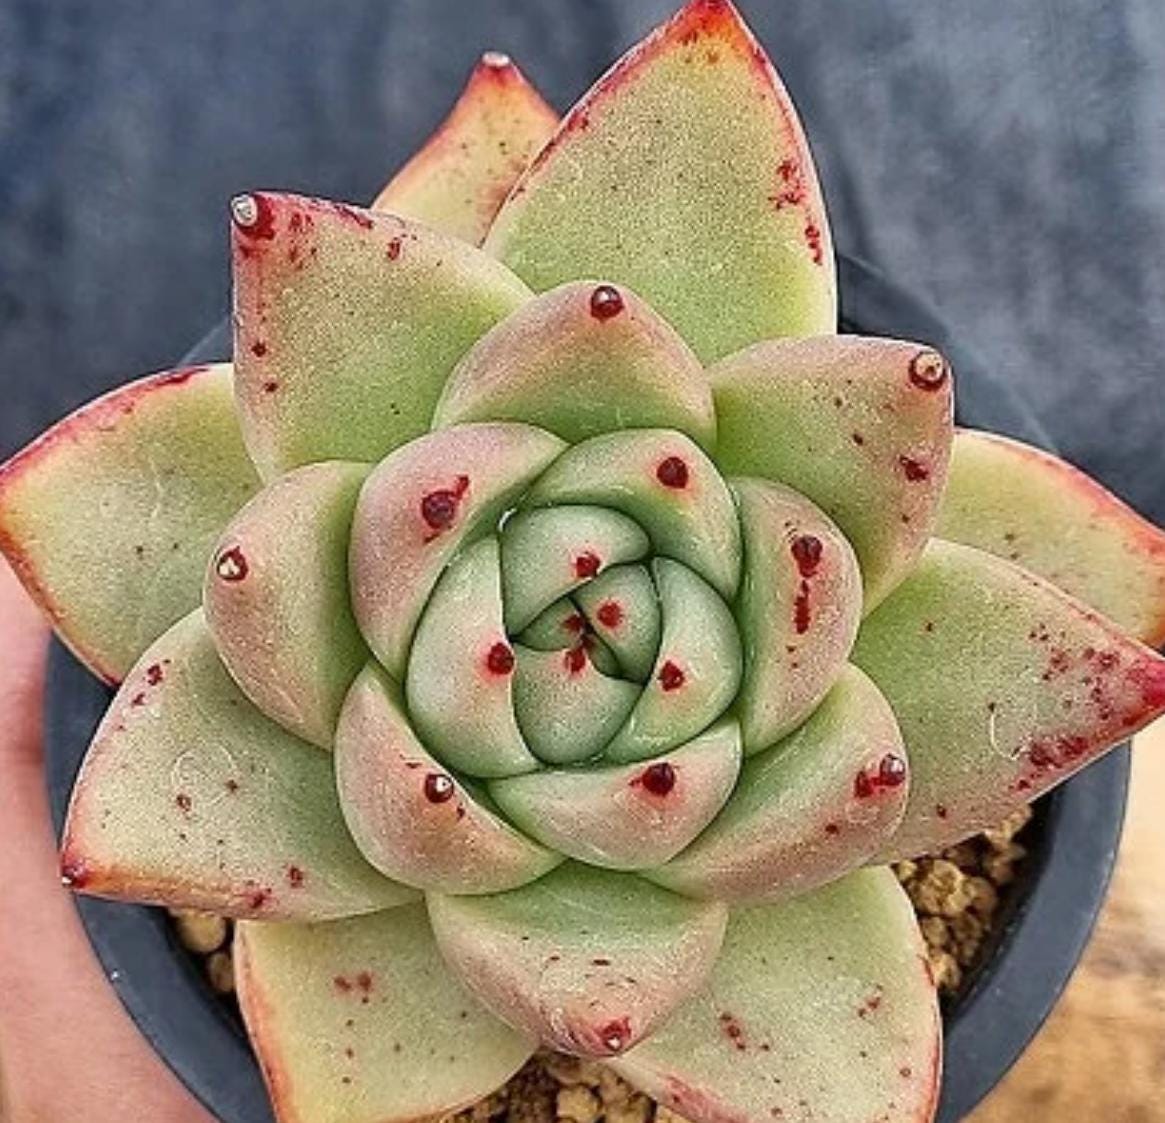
xmin=3 ymin=3 xmax=1165 ymax=1122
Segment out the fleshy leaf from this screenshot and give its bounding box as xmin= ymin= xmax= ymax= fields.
xmin=854 ymin=539 xmax=1165 ymax=859
xmin=648 ymin=667 xmax=906 ymax=903
xmin=428 ymin=864 xmax=727 ymax=1057
xmin=710 ymin=336 xmax=953 ymax=610
xmin=0 ymin=364 xmax=258 ymax=683
xmin=511 ymin=644 xmax=640 ymax=765
xmin=938 ymin=429 xmax=1165 ymax=646
xmin=372 ymin=53 xmax=558 ymax=245
xmin=349 ymin=422 xmax=565 ymax=678
xmin=231 ymin=192 xmax=531 ymax=479
xmin=525 ymin=429 xmax=741 ymax=601
xmin=490 ymin=719 xmax=742 ymax=870
xmin=605 ymin=559 xmax=742 ymax=763
xmin=406 ymin=538 xmax=539 ymax=777
xmin=335 ymin=664 xmax=558 ymax=893
xmin=433 ymin=282 xmax=716 ymax=449
xmin=236 ymin=904 xmax=534 ymax=1123
xmin=517 ymin=598 xmax=622 ymax=676
xmin=60 ymin=611 xmax=414 ymax=919
xmin=731 ymin=477 xmax=862 ymax=754
xmin=575 ymin=564 xmax=662 ymax=682
xmin=204 ymin=461 xmax=369 ymax=750
xmin=484 ymin=0 xmax=836 ymax=362
xmin=500 ymin=505 xmax=650 ymax=633
xmin=611 ymin=869 xmax=940 ymax=1123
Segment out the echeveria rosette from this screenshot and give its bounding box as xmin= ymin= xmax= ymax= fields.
xmin=1 ymin=4 xmax=1165 ymax=1123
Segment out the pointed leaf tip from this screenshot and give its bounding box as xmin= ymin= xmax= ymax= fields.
xmin=231 ymin=193 xmax=531 ymax=480
xmin=855 ymin=539 xmax=1165 ymax=859
xmin=0 ymin=363 xmax=258 ymax=683
xmin=484 ymin=0 xmax=835 ymax=362
xmin=374 ymin=53 xmax=558 ymax=246
xmin=938 ymin=429 xmax=1165 ymax=647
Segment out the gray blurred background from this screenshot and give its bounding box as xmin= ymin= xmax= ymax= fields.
xmin=2 ymin=0 xmax=1162 ymax=520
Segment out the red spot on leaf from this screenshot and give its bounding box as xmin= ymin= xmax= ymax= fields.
xmin=215 ymin=546 xmax=249 ymax=582
xmin=638 ymin=761 xmax=677 ymax=796
xmin=424 ymin=773 xmax=456 ymax=803
xmin=61 ymin=858 xmax=91 ymax=889
xmin=250 ymin=341 xmax=268 ymax=357
xmin=790 ymin=534 xmax=823 ymax=578
xmin=597 ymin=600 xmax=624 ymax=629
xmin=656 ymin=456 xmax=690 ymax=489
xmin=804 ymin=220 xmax=824 ymax=265
xmin=564 ymin=645 xmax=589 ymax=675
xmin=420 ymin=475 xmax=470 ymax=533
xmin=719 ymin=1012 xmax=747 ymax=1051
xmin=908 ymin=350 xmax=948 ymax=391
xmin=486 ymin=642 xmax=515 ymax=676
xmin=146 ymin=663 xmax=165 ymax=686
xmin=386 ymin=236 xmax=403 ymax=260
xmin=232 ymin=194 xmax=277 ymax=240
xmin=899 ymin=455 xmax=930 ymax=482
xmin=332 ymin=202 xmax=374 ymax=229
xmin=287 ymin=865 xmax=305 ymax=888
xmin=262 ymin=380 xmax=280 ymax=394
xmin=175 ymin=793 xmax=192 ymax=813
xmin=794 ymin=580 xmax=812 ymax=634
xmin=574 ymin=551 xmax=601 ymax=579
xmin=659 ymin=661 xmax=686 ymax=692
xmin=589 ymin=285 xmax=624 ymax=321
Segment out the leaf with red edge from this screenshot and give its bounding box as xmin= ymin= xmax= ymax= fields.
xmin=938 ymin=429 xmax=1165 ymax=647
xmin=236 ymin=904 xmax=534 ymax=1123
xmin=204 ymin=461 xmax=370 ymax=750
xmin=427 ymin=864 xmax=727 ymax=1059
xmin=335 ymin=663 xmax=558 ymax=894
xmin=0 ymin=364 xmax=258 ymax=683
xmin=611 ymin=869 xmax=940 ymax=1123
xmin=647 ymin=667 xmax=906 ymax=904
xmin=711 ymin=336 xmax=953 ymax=611
xmin=854 ymin=539 xmax=1165 ymax=860
xmin=373 ymin=52 xmax=558 ymax=246
xmin=61 ymin=611 xmax=415 ymax=920
xmin=484 ymin=0 xmax=836 ymax=362
xmin=231 ymin=192 xmax=531 ymax=479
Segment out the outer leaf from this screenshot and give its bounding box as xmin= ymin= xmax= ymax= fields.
xmin=484 ymin=0 xmax=836 ymax=361
xmin=854 ymin=539 xmax=1165 ymax=859
xmin=710 ymin=336 xmax=953 ymax=610
xmin=606 ymin=559 xmax=742 ymax=763
xmin=524 ymin=429 xmax=742 ymax=601
xmin=373 ymin=53 xmax=558 ymax=246
xmin=611 ymin=869 xmax=940 ymax=1123
xmin=648 ymin=668 xmax=906 ymax=903
xmin=0 ymin=364 xmax=258 ymax=683
xmin=335 ymin=664 xmax=558 ymax=893
xmin=428 ymin=864 xmax=727 ymax=1057
xmin=490 ymin=719 xmax=742 ymax=870
xmin=349 ymin=422 xmax=565 ymax=678
xmin=406 ymin=538 xmax=539 ymax=777
xmin=433 ymin=281 xmax=716 ymax=449
xmin=60 ymin=611 xmax=414 ymax=919
xmin=231 ymin=192 xmax=531 ymax=479
xmin=236 ymin=905 xmax=534 ymax=1123
xmin=938 ymin=429 xmax=1165 ymax=646
xmin=204 ymin=461 xmax=369 ymax=750
xmin=732 ymin=477 xmax=862 ymax=754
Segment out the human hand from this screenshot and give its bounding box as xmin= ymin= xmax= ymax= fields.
xmin=0 ymin=559 xmax=217 ymax=1122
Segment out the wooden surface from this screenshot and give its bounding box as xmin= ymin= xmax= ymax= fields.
xmin=967 ymin=718 xmax=1165 ymax=1122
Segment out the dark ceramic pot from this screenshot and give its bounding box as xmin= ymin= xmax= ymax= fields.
xmin=44 ymin=253 xmax=1129 ymax=1123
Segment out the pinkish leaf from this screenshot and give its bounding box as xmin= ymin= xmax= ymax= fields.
xmin=490 ymin=719 xmax=742 ymax=870
xmin=711 ymin=336 xmax=953 ymax=610
xmin=731 ymin=477 xmax=861 ymax=753
xmin=484 ymin=0 xmax=836 ymax=362
xmin=433 ymin=281 xmax=715 ymax=450
xmin=938 ymin=429 xmax=1165 ymax=646
xmin=0 ymin=364 xmax=258 ymax=682
xmin=335 ymin=664 xmax=558 ymax=893
xmin=61 ymin=611 xmax=414 ymax=919
xmin=236 ymin=904 xmax=534 ymax=1123
xmin=611 ymin=869 xmax=940 ymax=1123
xmin=647 ymin=667 xmax=906 ymax=903
xmin=854 ymin=539 xmax=1165 ymax=859
xmin=373 ymin=53 xmax=558 ymax=245
xmin=231 ymin=193 xmax=531 ymax=479
xmin=427 ymin=864 xmax=727 ymax=1058
xmin=204 ymin=461 xmax=370 ymax=749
